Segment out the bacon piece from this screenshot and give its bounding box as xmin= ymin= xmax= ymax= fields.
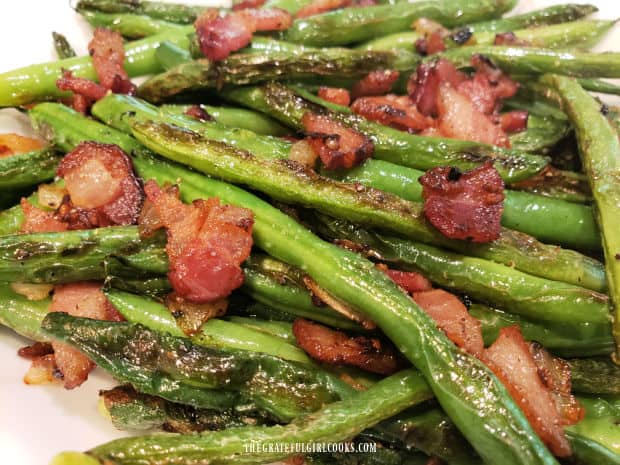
xmin=415 ymin=31 xmax=446 ymax=56
xmin=0 ymin=133 xmax=44 ymax=157
xmin=383 ymin=268 xmax=432 ymax=293
xmin=494 ymin=31 xmax=530 ymax=46
xmin=89 ymin=28 xmax=136 ymax=95
xmin=292 ymin=318 xmax=403 ymax=375
xmin=195 ymin=8 xmax=292 ymax=61
xmin=436 ymin=83 xmax=510 ymax=147
xmin=420 ymin=162 xmax=505 ymax=243
xmin=529 ymin=342 xmax=584 ymax=426
xmin=482 ymin=326 xmax=572 ymax=457
xmin=19 ymin=198 xmax=69 ymax=234
xmin=23 ymin=354 xmax=60 ymax=385
xmin=296 ymin=0 xmax=351 ymax=18
xmin=407 ymin=59 xmax=467 ymax=117
xmin=195 ymin=10 xmax=253 ymax=61
xmin=56 ymin=142 xmax=143 ymax=228
xmin=232 ymin=0 xmax=265 ymax=10
xmin=18 ymin=342 xmax=54 ymax=360
xmin=143 ymin=181 xmax=254 ymax=303
xmin=302 ymin=112 xmax=374 ymax=169
xmin=50 ymin=282 xmax=123 ymax=389
xmin=351 ymin=95 xmax=434 ymax=133
xmin=184 ymin=105 xmax=213 ymax=122
xmin=351 ymin=70 xmax=400 ymax=99
xmin=318 ymin=87 xmax=351 ymax=107
xmin=412 ymin=289 xmax=484 ymax=356
xmin=457 ymin=54 xmax=519 ymax=116
xmin=500 ymin=110 xmax=528 ymax=133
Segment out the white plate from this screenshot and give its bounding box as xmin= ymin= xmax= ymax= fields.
xmin=0 ymin=1 xmax=618 ymax=464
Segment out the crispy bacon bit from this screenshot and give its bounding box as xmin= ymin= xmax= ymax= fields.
xmin=10 ymin=282 xmax=54 ymax=301
xmin=195 ymin=8 xmax=292 ymax=61
xmin=420 ymin=162 xmax=505 ymax=243
xmin=415 ymin=32 xmax=446 ymax=56
xmin=437 ymin=83 xmax=510 ymax=147
xmin=293 ymin=318 xmax=403 ymax=375
xmin=529 ymin=343 xmax=584 ymax=426
xmin=19 ymin=199 xmax=68 ymax=234
xmin=56 ymin=70 xmax=108 ymax=110
xmin=351 ymin=95 xmax=434 ymax=133
xmin=458 ymin=54 xmax=519 ymax=116
xmin=382 ymin=268 xmax=433 ymax=294
xmin=143 ymin=181 xmax=254 ymax=303
xmin=494 ymin=31 xmax=529 ymax=46
xmin=351 ymin=70 xmax=400 ymax=99
xmin=318 ymin=87 xmax=351 ymax=107
xmin=482 ymin=326 xmax=572 ymax=457
xmin=56 ymin=142 xmax=144 ymax=229
xmin=165 ymin=292 xmax=228 ymax=336
xmin=0 ymin=133 xmax=44 ymax=157
xmin=232 ymin=0 xmax=266 ymax=10
xmin=407 ymin=59 xmax=467 ymax=117
xmin=184 ymin=105 xmax=213 ymax=122
xmin=50 ymin=282 xmax=123 ymax=389
xmin=412 ymin=289 xmax=484 ymax=356
xmin=89 ymin=28 xmax=136 ymax=95
xmin=302 ymin=112 xmax=374 ymax=169
xmin=296 ymin=0 xmax=351 ymax=18
xmin=18 ymin=342 xmax=54 ymax=360
xmin=500 ymin=110 xmax=528 ymax=133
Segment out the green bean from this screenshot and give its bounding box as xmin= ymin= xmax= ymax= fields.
xmin=508 ymin=113 xmax=570 ymax=153
xmin=42 ymin=313 xmax=353 ymax=421
xmin=99 ymin=385 xmax=265 ymax=432
xmin=78 ymin=10 xmax=186 ymax=38
xmin=281 ymin=0 xmax=516 ymax=47
xmin=542 ymin=74 xmax=620 ymax=360
xmin=471 ymin=305 xmax=614 ymax=358
xmin=79 ymin=369 xmax=431 ymax=465
xmin=578 ymin=78 xmax=620 ymax=95
xmin=311 ymin=213 xmax=610 ymax=325
xmin=52 ymin=32 xmax=76 ymax=59
xmin=137 ymin=49 xmax=417 ymax=103
xmin=0 ymin=282 xmax=50 ymax=341
xmin=0 ymin=148 xmax=61 ymax=190
xmin=105 ymin=289 xmax=313 ymax=365
xmin=0 ymin=28 xmax=192 ymax=107
xmin=567 ymin=358 xmax=620 ymax=395
xmin=439 ymin=46 xmax=620 ymax=78
xmin=162 ymin=104 xmax=290 ymax=136
xmin=222 ymin=82 xmax=550 ymax=183
xmin=154 ymin=41 xmax=192 ymax=70
xmin=327 ymin=159 xmax=599 ymax=250
xmin=464 ymin=4 xmax=599 ymax=33
xmin=566 ymin=396 xmax=620 ymax=458
xmin=75 ymin=0 xmax=206 ymax=24
xmin=132 ymin=120 xmax=605 ymax=292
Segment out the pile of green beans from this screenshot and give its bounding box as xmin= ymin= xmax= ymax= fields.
xmin=0 ymin=1 xmax=618 ymax=465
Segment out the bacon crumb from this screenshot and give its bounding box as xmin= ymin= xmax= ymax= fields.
xmin=302 ymin=112 xmax=374 ymax=169
xmin=195 ymin=8 xmax=292 ymax=61
xmin=494 ymin=31 xmax=530 ymax=46
xmin=351 ymin=95 xmax=434 ymax=133
xmin=482 ymin=326 xmax=572 ymax=457
xmin=412 ymin=289 xmax=484 ymax=356
xmin=293 ymin=318 xmax=403 ymax=374
xmin=89 ymin=28 xmax=136 ymax=95
xmin=184 ymin=105 xmax=214 ymax=122
xmin=56 ymin=142 xmax=144 ymax=229
xmin=420 ymin=162 xmax=505 ymax=243
xmin=143 ymin=181 xmax=254 ymax=303
xmin=500 ymin=110 xmax=529 ymax=133
xmin=351 ymin=69 xmax=400 ymax=99
xmin=318 ymin=87 xmax=351 ymax=107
